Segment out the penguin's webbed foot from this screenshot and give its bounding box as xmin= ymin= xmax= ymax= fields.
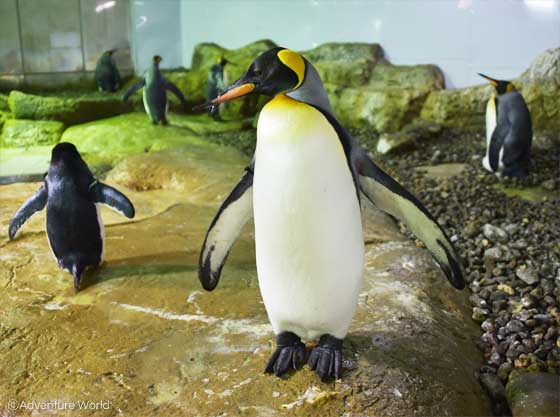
xmin=265 ymin=332 xmax=306 ymax=377
xmin=308 ymin=334 xmax=343 ymax=382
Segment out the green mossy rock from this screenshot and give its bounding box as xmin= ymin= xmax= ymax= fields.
xmin=59 ymin=112 xmax=246 ymax=168
xmin=1 ymin=119 xmax=64 ymax=147
xmin=420 ymin=85 xmax=491 ymax=130
xmin=302 ymin=42 xmax=386 ymax=86
xmin=0 ymin=93 xmax=8 ymax=111
xmin=8 ymin=90 xmax=133 ymax=125
xmin=505 ymin=371 xmax=559 ymax=417
xmin=327 ymin=84 xmax=430 ymax=133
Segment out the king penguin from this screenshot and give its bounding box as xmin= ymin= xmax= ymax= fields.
xmin=196 ymin=48 xmax=465 ymax=381
xmin=123 ymin=55 xmax=187 ymax=125
xmin=95 ymin=49 xmax=121 ymax=92
xmin=8 ymin=143 xmax=135 ymax=291
xmin=479 ymin=73 xmax=532 ymax=177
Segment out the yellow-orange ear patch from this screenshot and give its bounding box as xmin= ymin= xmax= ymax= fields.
xmin=277 ymin=49 xmax=305 ymax=89
xmin=506 ymin=83 xmax=514 ymax=92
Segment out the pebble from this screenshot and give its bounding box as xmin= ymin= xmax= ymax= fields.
xmin=516 ymin=266 xmax=539 ymax=285
xmin=497 ymin=362 xmax=513 ymax=382
xmin=482 ymin=224 xmax=509 ymax=243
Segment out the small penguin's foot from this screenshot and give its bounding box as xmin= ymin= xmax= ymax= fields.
xmin=308 ymin=334 xmax=343 ymax=382
xmin=265 ymin=332 xmax=306 ymax=377
xmin=161 ymin=118 xmax=169 ymax=126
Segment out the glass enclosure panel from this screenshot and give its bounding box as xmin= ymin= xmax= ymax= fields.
xmin=0 ymin=0 xmax=23 ymax=74
xmin=81 ymin=0 xmax=133 ymax=71
xmin=131 ymin=0 xmax=182 ymax=72
xmin=19 ymin=0 xmax=83 ymax=73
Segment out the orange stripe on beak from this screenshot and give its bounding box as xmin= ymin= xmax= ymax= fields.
xmin=212 ymin=83 xmax=255 ymax=104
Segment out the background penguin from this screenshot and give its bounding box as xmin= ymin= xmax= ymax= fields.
xmin=95 ymin=49 xmax=121 ymax=92
xmin=195 ymin=48 xmax=465 ymax=382
xmin=123 ymin=55 xmax=187 ymax=125
xmin=8 ymin=143 xmax=135 ymax=291
xmin=206 ymin=56 xmax=230 ymax=120
xmin=479 ymin=73 xmax=533 ymax=177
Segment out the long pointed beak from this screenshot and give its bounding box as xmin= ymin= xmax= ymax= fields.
xmin=192 ymin=82 xmax=255 ymax=111
xmin=478 ymin=73 xmax=498 ymax=86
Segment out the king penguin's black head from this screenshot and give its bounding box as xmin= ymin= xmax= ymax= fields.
xmin=203 ymin=47 xmax=306 ymax=106
xmin=478 ymin=73 xmax=515 ymax=95
xmin=153 ymin=55 xmax=162 ymax=65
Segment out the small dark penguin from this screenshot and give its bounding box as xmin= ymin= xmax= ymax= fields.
xmin=479 ymin=73 xmax=533 ymax=177
xmin=95 ymin=49 xmax=121 ymax=92
xmin=123 ymin=55 xmax=187 ymax=125
xmin=8 ymin=143 xmax=135 ymax=291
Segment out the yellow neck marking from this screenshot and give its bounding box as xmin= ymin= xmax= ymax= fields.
xmin=277 ymin=49 xmax=305 ymax=89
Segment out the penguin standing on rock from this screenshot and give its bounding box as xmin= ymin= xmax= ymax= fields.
xmin=95 ymin=49 xmax=121 ymax=92
xmin=195 ymin=48 xmax=465 ymax=381
xmin=479 ymin=73 xmax=532 ymax=177
xmin=8 ymin=143 xmax=135 ymax=291
xmin=123 ymin=55 xmax=187 ymax=125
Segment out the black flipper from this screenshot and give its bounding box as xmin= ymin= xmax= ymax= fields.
xmin=265 ymin=332 xmax=306 ymax=377
xmin=199 ymin=163 xmax=254 ymax=291
xmin=8 ymin=183 xmax=48 ymax=240
xmin=308 ymin=334 xmax=343 ymax=382
xmin=165 ymin=80 xmax=188 ymax=109
xmin=313 ymin=106 xmax=465 ymax=290
xmin=122 ymin=79 xmax=145 ymax=101
xmin=489 ymin=123 xmax=508 ymax=172
xmin=89 ymin=180 xmax=135 ymax=218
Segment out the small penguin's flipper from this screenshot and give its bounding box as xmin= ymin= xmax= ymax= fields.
xmin=122 ymin=79 xmax=145 ymax=101
xmin=488 ymin=123 xmax=509 ymax=172
xmin=357 ymin=153 xmax=465 ymax=289
xmin=8 ymin=183 xmax=48 ymax=240
xmin=199 ymin=164 xmax=254 ymax=291
xmin=90 ymin=181 xmax=135 ymax=218
xmin=165 ymin=80 xmax=188 ymax=108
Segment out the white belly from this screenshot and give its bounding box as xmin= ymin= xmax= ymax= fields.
xmin=483 ymin=96 xmax=503 ymax=172
xmin=253 ymin=96 xmax=364 ymax=340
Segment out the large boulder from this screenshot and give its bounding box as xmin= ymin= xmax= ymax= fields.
xmin=421 ymin=48 xmax=560 ymax=132
xmin=420 ymin=85 xmax=491 ymax=130
xmin=302 ymin=43 xmax=445 ymax=133
xmin=8 ymin=90 xmax=133 ymax=125
xmin=506 ymin=371 xmax=559 ymax=417
xmin=1 ymin=118 xmax=64 ymax=147
xmin=516 ymin=48 xmax=560 ymax=132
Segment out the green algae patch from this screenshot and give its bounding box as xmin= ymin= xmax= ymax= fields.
xmin=1 ymin=119 xmax=64 ymax=147
xmin=60 ymin=112 xmax=239 ymax=168
xmin=8 ymin=90 xmax=133 ymax=125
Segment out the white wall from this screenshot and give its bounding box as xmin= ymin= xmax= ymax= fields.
xmin=179 ymin=0 xmax=560 ymax=88
xmin=130 ymin=0 xmax=183 ymax=72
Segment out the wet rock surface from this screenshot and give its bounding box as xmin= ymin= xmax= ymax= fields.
xmin=505 ymin=371 xmax=559 ymax=417
xmin=0 ymin=124 xmax=490 ymax=416
xmin=7 ymin=90 xmax=133 ymax=126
